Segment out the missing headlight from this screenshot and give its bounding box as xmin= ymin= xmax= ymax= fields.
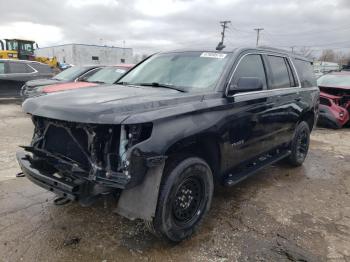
xmin=126 ymin=123 xmax=153 ymax=148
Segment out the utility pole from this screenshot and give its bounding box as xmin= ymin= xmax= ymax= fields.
xmin=290 ymin=46 xmax=296 ymax=54
xmin=254 ymin=28 xmax=264 ymax=47
xmin=216 ymin=20 xmax=231 ymax=51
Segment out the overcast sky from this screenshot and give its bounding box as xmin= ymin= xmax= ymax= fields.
xmin=1 ymin=0 xmax=350 ymax=55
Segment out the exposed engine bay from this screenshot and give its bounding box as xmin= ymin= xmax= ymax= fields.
xmin=18 ymin=116 xmax=156 ymax=205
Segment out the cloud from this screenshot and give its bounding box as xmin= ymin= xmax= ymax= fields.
xmin=0 ymin=22 xmax=63 ymax=46
xmin=0 ymin=0 xmax=349 ymax=55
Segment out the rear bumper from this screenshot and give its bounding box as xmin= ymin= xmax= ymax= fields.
xmin=16 ymin=151 xmax=80 ymax=200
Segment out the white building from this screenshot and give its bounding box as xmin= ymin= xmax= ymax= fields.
xmin=35 ymin=44 xmax=133 ymax=66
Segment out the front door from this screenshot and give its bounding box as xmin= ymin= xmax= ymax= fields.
xmin=221 ymin=53 xmax=274 ymax=172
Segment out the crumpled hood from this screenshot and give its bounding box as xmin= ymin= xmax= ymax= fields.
xmin=25 ymin=78 xmax=65 ymax=88
xmin=22 ymin=84 xmax=208 ymax=124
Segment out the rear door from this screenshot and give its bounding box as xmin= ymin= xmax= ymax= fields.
xmin=263 ymin=54 xmax=301 ymax=148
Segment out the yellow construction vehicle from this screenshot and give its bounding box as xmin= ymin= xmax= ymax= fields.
xmin=0 ymin=39 xmax=58 ymax=68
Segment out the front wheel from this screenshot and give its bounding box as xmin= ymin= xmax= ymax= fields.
xmin=146 ymin=156 xmax=214 ymax=242
xmin=287 ymin=121 xmax=310 ymax=166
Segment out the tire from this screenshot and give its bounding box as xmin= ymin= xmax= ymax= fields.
xmin=146 ymin=156 xmax=214 ymax=242
xmin=287 ymin=121 xmax=310 ymax=166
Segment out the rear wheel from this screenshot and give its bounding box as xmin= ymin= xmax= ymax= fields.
xmin=146 ymin=156 xmax=213 ymax=242
xmin=287 ymin=121 xmax=310 ymax=166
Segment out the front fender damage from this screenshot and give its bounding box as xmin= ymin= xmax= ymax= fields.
xmin=115 ymin=162 xmax=165 ymax=221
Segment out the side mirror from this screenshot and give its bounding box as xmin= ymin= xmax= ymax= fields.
xmin=229 ymin=77 xmax=264 ymax=93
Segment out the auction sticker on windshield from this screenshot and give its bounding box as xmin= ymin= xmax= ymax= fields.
xmin=200 ymin=52 xmax=227 ymax=59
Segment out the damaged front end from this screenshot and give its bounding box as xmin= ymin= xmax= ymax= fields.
xmin=318 ymin=88 xmax=350 ymax=129
xmin=16 ymin=116 xmax=156 ymax=205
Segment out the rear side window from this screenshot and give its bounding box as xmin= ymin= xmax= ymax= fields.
xmin=0 ymin=62 xmax=4 ymax=74
xmin=294 ymin=59 xmax=317 ymax=87
xmin=9 ymin=62 xmax=33 ymax=73
xmin=267 ymin=55 xmax=295 ymax=89
xmin=232 ymin=54 xmax=267 ymax=89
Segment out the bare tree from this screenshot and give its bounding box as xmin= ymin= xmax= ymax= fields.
xmin=319 ymin=49 xmax=336 ymax=62
xmin=336 ymin=52 xmax=350 ymax=66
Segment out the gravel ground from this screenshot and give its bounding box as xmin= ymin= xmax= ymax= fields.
xmin=0 ymin=102 xmax=349 ymax=262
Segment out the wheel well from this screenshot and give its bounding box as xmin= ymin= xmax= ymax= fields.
xmin=301 ymin=111 xmax=315 ymax=131
xmin=165 ymin=135 xmax=221 ymax=182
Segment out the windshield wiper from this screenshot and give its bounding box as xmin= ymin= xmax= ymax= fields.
xmin=116 ymin=81 xmax=131 ymax=85
xmin=136 ymin=82 xmax=185 ymax=92
xmin=89 ymin=80 xmax=105 ymax=84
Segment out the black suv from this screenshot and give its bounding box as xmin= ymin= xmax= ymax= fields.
xmin=0 ymin=59 xmax=53 ymax=98
xmin=17 ymin=47 xmax=319 ymax=242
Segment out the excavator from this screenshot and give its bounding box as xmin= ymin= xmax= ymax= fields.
xmin=0 ymin=39 xmax=58 ymax=68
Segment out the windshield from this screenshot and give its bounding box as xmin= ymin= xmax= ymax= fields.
xmin=317 ymin=74 xmax=350 ymax=87
xmin=118 ymin=51 xmax=231 ymax=92
xmin=54 ymin=66 xmax=89 ymax=81
xmin=87 ymin=67 xmax=128 ymax=84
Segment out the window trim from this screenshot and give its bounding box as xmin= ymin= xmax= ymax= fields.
xmin=225 ymin=52 xmax=301 ymax=98
xmin=74 ymin=67 xmax=101 ymax=82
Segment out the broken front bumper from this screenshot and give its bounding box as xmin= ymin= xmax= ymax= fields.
xmin=16 ymin=151 xmax=80 ymax=200
xmin=17 ymin=150 xmax=166 ymax=221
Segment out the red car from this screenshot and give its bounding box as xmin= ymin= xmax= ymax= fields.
xmin=35 ymin=64 xmax=134 ymax=96
xmin=318 ymin=71 xmax=350 ymax=128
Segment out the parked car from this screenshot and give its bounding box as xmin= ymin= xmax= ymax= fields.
xmin=39 ymin=64 xmax=134 ymax=96
xmin=0 ymin=59 xmax=53 ymax=98
xmin=17 ymin=47 xmax=319 ymax=242
xmin=21 ymin=65 xmax=102 ymax=99
xmin=317 ymin=71 xmax=350 ymax=128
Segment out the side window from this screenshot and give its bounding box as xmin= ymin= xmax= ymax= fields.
xmin=0 ymin=62 xmax=5 ymax=74
xmin=78 ymin=68 xmax=100 ymax=81
xmin=9 ymin=62 xmax=29 ymax=74
xmin=267 ymin=55 xmax=293 ymax=89
xmin=294 ymin=59 xmax=317 ymax=88
xmin=232 ymin=54 xmax=267 ymax=89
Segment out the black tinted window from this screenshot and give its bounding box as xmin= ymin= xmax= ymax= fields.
xmin=232 ymin=54 xmax=267 ymax=89
xmin=0 ymin=62 xmax=4 ymax=74
xmin=267 ymin=56 xmax=292 ymax=89
xmin=9 ymin=62 xmax=31 ymax=73
xmin=295 ymin=59 xmax=317 ymax=87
